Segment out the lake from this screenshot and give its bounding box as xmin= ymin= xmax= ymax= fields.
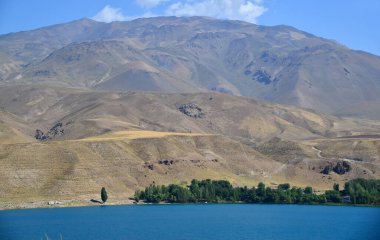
xmin=0 ymin=204 xmax=379 ymax=240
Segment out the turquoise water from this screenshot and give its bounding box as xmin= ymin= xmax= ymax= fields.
xmin=0 ymin=204 xmax=379 ymax=240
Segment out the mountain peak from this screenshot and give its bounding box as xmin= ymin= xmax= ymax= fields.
xmin=1 ymin=16 xmax=380 ymax=119
xmin=65 ymin=17 xmax=101 ymax=27
xmin=74 ymin=17 xmax=99 ymax=24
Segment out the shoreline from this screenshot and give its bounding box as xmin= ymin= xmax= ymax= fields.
xmin=1 ymin=200 xmax=379 ymax=211
xmin=0 ymin=199 xmax=136 ymax=211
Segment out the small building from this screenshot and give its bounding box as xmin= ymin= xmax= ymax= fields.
xmin=342 ymin=196 xmax=351 ymax=203
xmin=48 ymin=200 xmax=64 ymax=205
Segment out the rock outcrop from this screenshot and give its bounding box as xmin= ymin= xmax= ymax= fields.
xmin=178 ymin=103 xmax=204 ymax=118
xmin=333 ymin=161 xmax=352 ymax=175
xmin=321 ymin=161 xmax=351 ymax=175
xmin=34 ymin=122 xmax=65 ymax=141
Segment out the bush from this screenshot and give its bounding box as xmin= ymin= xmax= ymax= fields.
xmin=101 ymin=187 xmax=108 ymax=203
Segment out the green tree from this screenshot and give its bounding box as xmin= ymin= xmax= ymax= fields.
xmin=290 ymin=187 xmax=303 ymax=203
xmin=278 ymin=183 xmax=290 ymax=191
xmin=101 ymin=187 xmax=108 ymax=203
xmin=304 ymin=186 xmax=313 ymax=194
xmin=343 ymin=179 xmax=380 ymax=204
xmin=264 ymin=187 xmax=279 ymax=203
xmin=257 ymin=182 xmax=266 ymax=200
xmin=190 ymin=179 xmax=201 ymax=201
xmin=325 ymin=190 xmax=341 ymax=203
xmin=333 ymin=183 xmax=340 ymax=192
xmin=136 ymin=178 xmax=380 ymax=205
xmin=134 ymin=190 xmax=141 ymax=202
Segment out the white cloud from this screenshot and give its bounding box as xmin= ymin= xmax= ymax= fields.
xmin=92 ymin=1 xmax=267 ymax=24
xmin=92 ymin=5 xmax=127 ymax=23
xmin=136 ymin=0 xmax=169 ymax=8
xmin=165 ymin=0 xmax=267 ymax=23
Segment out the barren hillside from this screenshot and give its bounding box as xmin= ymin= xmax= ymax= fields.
xmin=0 ymin=85 xmax=379 ymax=209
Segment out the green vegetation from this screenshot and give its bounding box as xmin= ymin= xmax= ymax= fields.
xmin=135 ymin=179 xmax=380 ymax=205
xmin=344 ymin=179 xmax=380 ymax=204
xmin=101 ymin=187 xmax=108 ymax=203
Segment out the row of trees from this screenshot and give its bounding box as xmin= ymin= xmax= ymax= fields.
xmin=135 ymin=179 xmax=380 ymax=205
xmin=343 ymin=179 xmax=380 ymax=204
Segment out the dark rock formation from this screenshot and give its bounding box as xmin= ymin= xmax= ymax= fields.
xmin=144 ymin=163 xmax=154 ymax=170
xmin=320 ymin=165 xmax=333 ymax=175
xmin=158 ymin=159 xmax=174 ymax=165
xmin=34 ymin=122 xmax=65 ymax=141
xmin=252 ymin=70 xmax=272 ymax=85
xmin=34 ymin=129 xmax=48 ymax=141
xmin=47 ymin=122 xmax=64 ymax=137
xmin=178 ymin=103 xmax=204 ymax=118
xmin=321 ymin=161 xmax=351 ymax=175
xmin=333 ymin=161 xmax=351 ymax=175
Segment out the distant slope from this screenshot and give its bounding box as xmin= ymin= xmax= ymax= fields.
xmin=3 ymin=84 xmax=380 ymax=142
xmin=0 ymin=111 xmax=35 ymax=144
xmin=1 ymin=17 xmax=380 ymax=118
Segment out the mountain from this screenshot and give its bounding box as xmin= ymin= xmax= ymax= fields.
xmin=1 ymin=84 xmax=380 ymax=209
xmin=1 ymin=17 xmax=380 ymax=119
xmin=1 ymin=17 xmax=380 ymax=209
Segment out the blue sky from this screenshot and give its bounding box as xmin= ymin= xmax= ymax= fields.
xmin=0 ymin=0 xmax=379 ymax=56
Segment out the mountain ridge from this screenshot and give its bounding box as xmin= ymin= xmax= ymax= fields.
xmin=1 ymin=16 xmax=380 ymax=119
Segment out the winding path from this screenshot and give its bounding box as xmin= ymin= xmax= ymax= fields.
xmin=311 ymin=146 xmax=380 ymax=166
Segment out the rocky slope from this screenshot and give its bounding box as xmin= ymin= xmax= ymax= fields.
xmin=0 ymin=85 xmax=380 ymax=208
xmin=1 ymin=17 xmax=380 ymax=118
